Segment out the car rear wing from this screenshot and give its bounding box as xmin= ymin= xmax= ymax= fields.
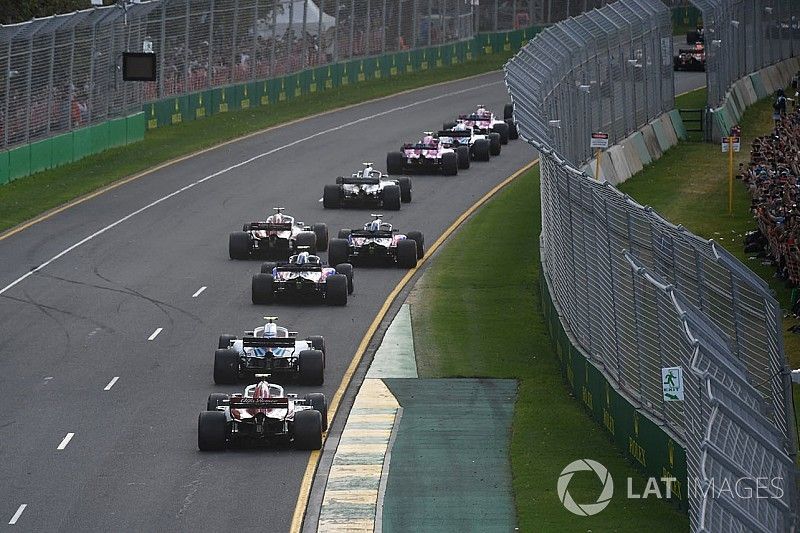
xmin=244 ymin=222 xmax=293 ymax=232
xmin=341 ymin=177 xmax=381 ymax=185
xmin=437 ymin=130 xmax=471 ymax=138
xmin=402 ymin=143 xmax=437 ymax=150
xmin=275 ymin=264 xmax=324 ymax=272
xmin=350 ymin=229 xmax=395 ymax=238
xmin=241 ymin=336 xmax=297 ymax=349
xmin=229 ymin=397 xmax=289 ymax=409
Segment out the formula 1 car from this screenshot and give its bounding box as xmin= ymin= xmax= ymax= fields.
xmin=447 ymin=104 xmax=518 ymax=145
xmin=229 ymin=207 xmax=329 ymax=260
xmin=386 ymin=132 xmax=459 ymax=176
xmin=436 ymin=123 xmax=495 ymax=162
xmin=323 ymin=162 xmax=412 ymax=210
xmin=673 ymin=44 xmax=706 ymax=71
xmin=252 ymin=251 xmax=353 ymax=305
xmin=214 ymin=317 xmax=326 ymax=385
xmin=328 ymin=215 xmax=424 ymax=268
xmin=198 ymin=376 xmax=328 ymax=451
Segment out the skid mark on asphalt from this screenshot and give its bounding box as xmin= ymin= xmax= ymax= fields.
xmin=0 ymin=80 xmax=502 ymax=298
xmin=0 ymin=293 xmax=117 ymax=336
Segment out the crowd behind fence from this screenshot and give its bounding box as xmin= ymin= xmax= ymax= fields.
xmin=505 ymin=0 xmax=798 ymax=530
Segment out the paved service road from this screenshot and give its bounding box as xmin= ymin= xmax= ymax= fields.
xmin=0 ymin=67 xmax=704 ymax=531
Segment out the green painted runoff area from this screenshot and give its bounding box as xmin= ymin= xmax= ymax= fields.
xmin=382 ymin=378 xmax=517 ymax=533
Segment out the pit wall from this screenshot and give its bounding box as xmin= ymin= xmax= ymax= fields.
xmin=710 ymin=56 xmax=800 ymax=142
xmin=0 ymin=28 xmax=541 ymax=186
xmin=541 ymin=271 xmax=690 ymax=510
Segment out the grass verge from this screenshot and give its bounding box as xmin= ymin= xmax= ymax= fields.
xmin=409 ymin=166 xmax=688 ymax=531
xmin=0 ymin=52 xmax=513 ymax=233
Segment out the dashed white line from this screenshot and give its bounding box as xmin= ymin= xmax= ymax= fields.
xmin=57 ymin=433 xmax=75 ymax=450
xmin=148 ymin=328 xmax=163 ymax=341
xmin=8 ymin=504 xmax=26 ymax=525
xmin=318 ymin=198 xmax=324 ymax=202
xmin=0 ymin=80 xmax=500 ymax=298
xmin=104 ymin=376 xmax=120 ymax=391
xmin=192 ymin=286 xmax=207 ymax=298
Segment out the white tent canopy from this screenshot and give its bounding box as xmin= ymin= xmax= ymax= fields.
xmin=257 ymin=0 xmax=336 ymax=38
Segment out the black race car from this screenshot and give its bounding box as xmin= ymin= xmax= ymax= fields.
xmin=323 ymin=163 xmax=412 ymax=210
xmin=251 ymin=251 xmax=353 ymax=305
xmin=229 ymin=207 xmax=328 ymax=260
xmin=328 ymin=215 xmax=424 ymax=269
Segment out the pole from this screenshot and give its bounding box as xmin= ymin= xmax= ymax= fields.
xmin=595 ymin=147 xmax=602 ymax=181
xmin=728 ymin=136 xmax=734 ymax=214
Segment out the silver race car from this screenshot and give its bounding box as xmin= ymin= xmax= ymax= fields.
xmin=229 ymin=207 xmax=328 ymax=260
xmin=323 ymin=162 xmax=412 ymax=210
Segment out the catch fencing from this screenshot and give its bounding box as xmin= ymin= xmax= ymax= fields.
xmin=0 ymin=0 xmax=474 ymax=151
xmin=505 ymin=0 xmax=798 ymax=530
xmin=688 ymin=0 xmax=800 ymax=108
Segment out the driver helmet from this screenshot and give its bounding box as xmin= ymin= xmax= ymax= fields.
xmin=454 ymin=122 xmax=467 ymax=131
xmin=268 ymin=212 xmax=282 ymax=224
xmin=367 ymin=218 xmax=382 ymax=231
xmin=263 ymin=321 xmax=277 ymax=338
xmin=295 ymin=251 xmax=310 ymax=264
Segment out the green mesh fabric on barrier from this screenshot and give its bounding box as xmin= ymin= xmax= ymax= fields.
xmin=126 ymin=112 xmax=145 ymax=144
xmin=108 ymin=117 xmax=127 ymax=148
xmin=8 ymin=144 xmax=31 ymax=181
xmin=89 ymin=122 xmax=110 ymax=155
xmin=0 ymin=150 xmax=8 ymax=185
xmin=50 ymin=132 xmax=74 ymax=167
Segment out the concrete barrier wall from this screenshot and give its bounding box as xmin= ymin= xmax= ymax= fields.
xmin=711 ymin=56 xmax=799 ymax=141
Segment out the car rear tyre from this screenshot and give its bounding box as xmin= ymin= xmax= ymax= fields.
xmin=295 ymin=231 xmax=317 ymax=254
xmin=383 ymin=184 xmax=401 ymax=211
xmin=335 ymin=263 xmax=355 ymax=294
xmin=252 ymin=273 xmax=275 ymax=304
xmin=397 ymin=239 xmax=418 ymax=268
xmin=294 ymin=410 xmax=323 ymax=450
xmin=506 ymin=119 xmax=519 ymax=140
xmin=442 ymin=152 xmax=458 ymax=176
xmin=337 ymin=229 xmax=351 ymax=240
xmin=312 ymin=223 xmax=329 ymax=252
xmin=398 ymin=177 xmax=412 ymax=203
xmin=218 ymin=334 xmax=237 ymax=349
xmin=493 ymin=122 xmax=509 ymax=144
xmin=305 ymin=393 xmax=328 ymax=431
xmin=206 ymin=393 xmax=230 ymax=411
xmin=503 ymin=103 xmax=514 ymax=120
xmin=489 ymin=133 xmax=501 ymax=156
xmin=326 ymin=274 xmax=348 ymax=306
xmin=214 ymin=349 xmax=239 ymax=384
xmin=260 ymin=261 xmax=276 ymax=274
xmin=406 ymin=231 xmax=424 ymax=258
xmin=198 ymin=411 xmax=228 ymax=451
xmin=456 ymin=146 xmax=470 ymax=169
xmin=328 ymin=239 xmax=349 ymax=266
xmin=387 ymin=151 xmax=404 ymax=175
xmin=323 ymin=184 xmax=341 ymax=209
xmin=229 ymin=231 xmax=250 ymax=259
xmin=306 ymin=335 xmax=325 ymax=354
xmin=473 ymin=138 xmax=490 ymax=161
xmin=299 ymin=349 xmax=325 ymax=385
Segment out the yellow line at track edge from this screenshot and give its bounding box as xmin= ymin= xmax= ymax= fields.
xmin=289 ymin=157 xmax=540 ymax=533
xmin=0 ymin=69 xmax=501 ymax=243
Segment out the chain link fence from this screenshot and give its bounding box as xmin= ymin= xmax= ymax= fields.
xmin=505 ymin=0 xmax=798 ymax=529
xmin=690 ymin=0 xmax=800 ymax=109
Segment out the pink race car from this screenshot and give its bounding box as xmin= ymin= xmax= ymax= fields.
xmin=447 ymin=104 xmax=518 ymax=144
xmin=386 ymin=132 xmax=459 ymax=175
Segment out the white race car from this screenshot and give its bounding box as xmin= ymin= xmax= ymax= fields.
xmin=215 ymin=317 xmax=326 ymax=385
xmin=436 ymin=123 xmax=495 ymax=161
xmin=448 ymin=104 xmax=518 ymax=145
xmin=323 ymin=162 xmax=412 ymax=210
xmin=229 ymin=207 xmax=329 ymax=260
xmin=198 ymin=376 xmax=328 ymax=451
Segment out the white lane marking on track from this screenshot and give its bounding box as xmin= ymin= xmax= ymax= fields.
xmin=8 ymin=504 xmax=26 ymax=525
xmin=192 ymin=286 xmax=207 ymax=298
xmin=0 ymin=81 xmax=501 ymax=297
xmin=148 ymin=328 xmax=163 ymax=341
xmin=104 ymin=376 xmax=120 ymax=391
xmin=57 ymin=433 xmax=75 ymax=450
xmin=318 ymin=198 xmax=323 ymax=202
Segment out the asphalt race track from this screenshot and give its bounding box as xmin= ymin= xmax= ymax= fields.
xmin=0 ymin=69 xmax=703 ymax=531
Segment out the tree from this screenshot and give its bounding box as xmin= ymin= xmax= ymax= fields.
xmin=0 ymin=0 xmax=114 ymax=25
